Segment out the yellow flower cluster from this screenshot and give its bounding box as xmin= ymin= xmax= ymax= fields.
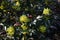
xmin=19 ymin=15 xmax=30 ymax=23
xmin=6 ymin=26 xmax=15 ymax=36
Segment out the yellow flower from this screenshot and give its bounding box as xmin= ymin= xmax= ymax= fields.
xmin=39 ymin=25 xmax=47 ymax=33
xmin=21 ymin=36 xmax=25 ymax=40
xmin=19 ymin=15 xmax=30 ymax=23
xmin=22 ymin=32 xmax=28 ymax=35
xmin=15 ymin=1 xmax=20 ymax=6
xmin=12 ymin=1 xmax=20 ymax=11
xmin=43 ymin=8 xmax=50 ymax=15
xmin=21 ymin=24 xmax=28 ymax=30
xmin=21 ymin=24 xmax=28 ymax=35
xmin=0 ymin=5 xmax=4 ymax=9
xmin=6 ymin=26 xmax=15 ymax=36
